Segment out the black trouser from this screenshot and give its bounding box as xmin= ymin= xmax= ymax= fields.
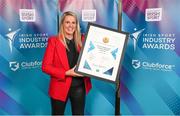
xmin=51 ymin=83 xmax=85 ymax=115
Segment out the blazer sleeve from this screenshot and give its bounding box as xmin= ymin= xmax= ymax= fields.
xmin=81 ymin=34 xmax=85 ymax=42
xmin=41 ymin=37 xmax=66 ymax=80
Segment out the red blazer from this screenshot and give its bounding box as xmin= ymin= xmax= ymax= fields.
xmin=42 ymin=35 xmax=92 ymax=101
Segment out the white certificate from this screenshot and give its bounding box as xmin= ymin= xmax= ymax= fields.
xmin=75 ymin=23 xmax=128 ymax=83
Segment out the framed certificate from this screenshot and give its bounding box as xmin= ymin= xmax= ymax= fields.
xmin=75 ymin=23 xmax=129 ymax=83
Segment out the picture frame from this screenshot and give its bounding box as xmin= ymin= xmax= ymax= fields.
xmin=75 ymin=23 xmax=129 ymax=83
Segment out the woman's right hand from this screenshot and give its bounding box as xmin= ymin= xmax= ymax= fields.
xmin=65 ymin=66 xmax=83 ymax=77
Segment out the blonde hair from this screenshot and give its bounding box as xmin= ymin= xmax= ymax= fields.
xmin=58 ymin=11 xmax=82 ymax=51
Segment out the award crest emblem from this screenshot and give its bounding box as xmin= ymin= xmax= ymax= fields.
xmin=103 ymin=37 xmax=109 ymax=43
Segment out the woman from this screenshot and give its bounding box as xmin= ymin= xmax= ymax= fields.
xmin=42 ymin=11 xmax=92 ymax=115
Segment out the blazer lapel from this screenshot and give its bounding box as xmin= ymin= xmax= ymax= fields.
xmin=77 ymin=45 xmax=81 ymax=53
xmin=55 ymin=39 xmax=69 ymax=70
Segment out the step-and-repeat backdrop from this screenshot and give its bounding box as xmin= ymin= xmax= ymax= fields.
xmin=58 ymin=0 xmax=118 ymax=115
xmin=121 ymin=0 xmax=180 ymax=115
xmin=1 ymin=0 xmax=180 ymax=115
xmin=0 ymin=0 xmax=58 ymax=114
xmin=0 ymin=0 xmax=118 ymax=115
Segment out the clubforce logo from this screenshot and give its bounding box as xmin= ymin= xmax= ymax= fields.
xmin=9 ymin=61 xmax=20 ymax=71
xmin=132 ymin=60 xmax=141 ymax=69
xmin=132 ymin=59 xmax=175 ymax=72
xmin=9 ymin=60 xmax=42 ymax=71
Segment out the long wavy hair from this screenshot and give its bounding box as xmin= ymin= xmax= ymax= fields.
xmin=58 ymin=11 xmax=82 ymax=51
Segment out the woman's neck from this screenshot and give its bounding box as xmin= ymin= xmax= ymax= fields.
xmin=65 ymin=34 xmax=73 ymax=40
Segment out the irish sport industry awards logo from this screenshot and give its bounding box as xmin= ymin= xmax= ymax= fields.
xmin=130 ymin=28 xmax=145 ymax=52
xmin=5 ymin=28 xmax=21 ymax=53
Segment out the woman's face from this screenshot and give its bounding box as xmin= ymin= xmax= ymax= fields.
xmin=63 ymin=15 xmax=76 ymax=38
